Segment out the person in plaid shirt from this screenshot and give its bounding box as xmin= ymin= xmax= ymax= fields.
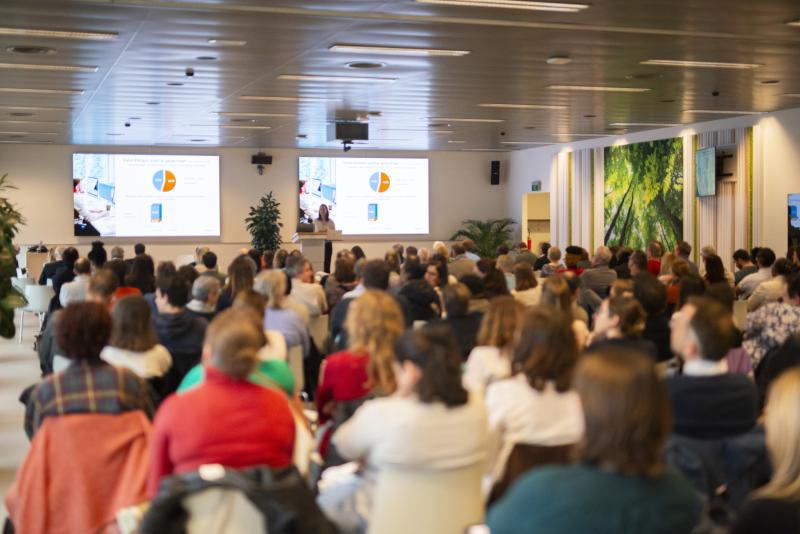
xmin=25 ymin=301 xmax=154 ymax=439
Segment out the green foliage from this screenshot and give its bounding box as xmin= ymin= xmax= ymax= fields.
xmin=0 ymin=174 xmax=26 ymax=339
xmin=451 ymin=218 xmax=516 ymax=257
xmin=604 ymin=138 xmax=684 ymax=251
xmin=245 ymin=191 xmax=283 ymax=252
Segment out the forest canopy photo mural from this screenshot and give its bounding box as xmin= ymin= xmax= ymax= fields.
xmin=604 ymin=138 xmax=684 ymax=250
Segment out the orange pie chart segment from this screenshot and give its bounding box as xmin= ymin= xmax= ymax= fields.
xmin=369 ymin=171 xmax=390 ymax=193
xmin=162 ymin=170 xmax=176 ymax=192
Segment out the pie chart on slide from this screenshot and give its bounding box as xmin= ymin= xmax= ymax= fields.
xmin=152 ymin=169 xmax=176 ymax=192
xmin=369 ymin=171 xmax=390 ymax=193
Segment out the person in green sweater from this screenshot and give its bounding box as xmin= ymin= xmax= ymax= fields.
xmin=488 ymin=347 xmax=701 ymax=534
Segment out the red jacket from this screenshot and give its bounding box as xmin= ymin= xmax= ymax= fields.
xmin=6 ymin=411 xmax=151 ymax=534
xmin=148 ymin=366 xmax=295 ymax=496
xmin=315 ymin=351 xmax=371 ymax=423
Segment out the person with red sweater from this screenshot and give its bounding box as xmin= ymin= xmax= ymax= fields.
xmin=647 ymin=241 xmax=664 ymax=277
xmin=148 ymin=308 xmax=295 ymax=496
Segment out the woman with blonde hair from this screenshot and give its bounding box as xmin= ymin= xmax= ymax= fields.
xmin=733 ymin=368 xmax=800 ymax=533
xmin=148 ymin=308 xmax=296 ymax=496
xmin=540 ymin=276 xmax=589 ymax=347
xmin=315 ymin=290 xmax=405 ymax=462
xmin=254 ymin=269 xmax=309 ymax=355
xmin=463 ymin=296 xmax=523 ymax=393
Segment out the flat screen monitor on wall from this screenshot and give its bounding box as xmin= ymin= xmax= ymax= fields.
xmin=298 ymin=157 xmax=429 ymax=235
xmin=72 ymin=153 xmax=220 ymax=237
xmin=695 ymin=147 xmax=716 ymax=197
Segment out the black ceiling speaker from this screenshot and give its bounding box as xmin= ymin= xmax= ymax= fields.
xmin=491 ymin=160 xmax=501 ymax=185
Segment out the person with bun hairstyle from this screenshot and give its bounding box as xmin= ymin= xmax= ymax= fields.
xmin=587 ymin=295 xmax=658 ymax=360
xmin=148 ymin=308 xmax=296 ymax=496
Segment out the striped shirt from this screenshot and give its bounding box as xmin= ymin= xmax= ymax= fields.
xmin=25 ymin=361 xmax=154 ymax=438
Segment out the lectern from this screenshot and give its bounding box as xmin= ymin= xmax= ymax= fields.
xmin=291 ymin=229 xmax=342 ymax=272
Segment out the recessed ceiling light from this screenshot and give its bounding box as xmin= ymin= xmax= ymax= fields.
xmin=684 ymin=109 xmax=762 ymax=115
xmin=107 ymin=133 xmax=123 ymax=136
xmin=0 ymin=105 xmax=70 ymax=111
xmin=610 ymin=122 xmax=680 ymax=127
xmin=584 ymin=114 xmax=596 ymax=118
xmin=415 ymin=0 xmax=589 ymax=13
xmin=9 ymin=112 xmax=34 ymax=117
xmin=448 ymin=140 xmax=466 ymax=144
xmin=0 ymin=27 xmax=117 ymax=41
xmin=760 ymin=80 xmax=780 ymax=85
xmin=552 ymin=133 xmax=605 ymax=137
xmin=786 ymin=20 xmax=800 ymax=27
xmin=0 ymin=87 xmax=83 ymax=95
xmin=549 ymin=85 xmax=650 ymax=93
xmin=230 ymin=118 xmax=256 ymax=123
xmin=239 ymin=95 xmax=338 ymax=102
xmin=429 ymin=117 xmax=505 ymax=123
xmin=0 ymin=62 xmax=97 ymax=73
xmin=0 ymin=131 xmax=58 ymax=135
xmin=546 ymin=55 xmax=572 ymax=65
xmin=523 ymin=126 xmax=537 ymax=130
xmin=296 ymin=134 xmax=308 ymax=139
xmin=167 ymin=82 xmax=184 ymax=86
xmin=427 ymin=122 xmax=451 ymax=128
xmin=479 ymin=103 xmax=566 ymax=110
xmin=640 ymin=59 xmax=760 ymax=70
xmin=190 ymin=139 xmax=206 ymax=142
xmin=382 ymin=129 xmax=454 ymax=134
xmin=5 ymin=46 xmax=57 ymax=55
xmin=220 ymin=125 xmax=272 ymax=130
xmin=207 ymin=38 xmax=247 ymax=46
xmin=328 ymin=44 xmax=470 ymax=57
xmin=501 ymin=141 xmax=552 ymax=145
xmin=146 ymin=101 xmax=160 ymax=105
xmin=217 ymin=111 xmax=296 ymax=118
xmin=278 ymin=74 xmax=396 ymax=83
xmin=461 ymin=148 xmax=509 ymax=152
xmin=345 ymin=61 xmax=387 ymax=70
xmin=660 ymin=99 xmax=676 ymax=103
xmin=196 ymin=56 xmax=217 ymax=61
xmin=127 ymin=117 xmax=141 ymax=120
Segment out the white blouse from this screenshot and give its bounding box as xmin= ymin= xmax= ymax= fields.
xmin=100 ymin=344 xmax=172 ymax=378
xmin=463 ymin=346 xmax=512 ymax=394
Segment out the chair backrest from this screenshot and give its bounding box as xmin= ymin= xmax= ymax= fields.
xmin=309 ymin=314 xmax=328 ymax=353
xmin=24 ymin=285 xmax=55 ymax=313
xmin=287 ymin=345 xmax=304 ymax=395
xmin=733 ymin=300 xmax=747 ymax=330
xmin=11 ymin=276 xmax=31 ymax=293
xmin=487 ymin=442 xmax=574 ymax=505
xmin=368 ymin=463 xmax=484 ymax=534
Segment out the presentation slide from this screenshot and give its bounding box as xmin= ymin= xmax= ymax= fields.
xmin=298 ymin=157 xmax=429 ymax=235
xmin=73 ymin=153 xmax=220 ymax=237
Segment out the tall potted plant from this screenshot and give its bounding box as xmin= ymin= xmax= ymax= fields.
xmin=450 ymin=217 xmax=516 ymax=258
xmin=245 ymin=191 xmax=283 ymax=252
xmin=0 ymin=174 xmax=26 ymax=339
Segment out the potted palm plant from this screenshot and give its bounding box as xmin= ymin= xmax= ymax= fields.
xmin=0 ymin=174 xmax=26 ymax=339
xmin=245 ymin=191 xmax=283 ymax=252
xmin=451 ymin=218 xmax=517 ymax=258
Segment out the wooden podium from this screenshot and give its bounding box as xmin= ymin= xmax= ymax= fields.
xmin=291 ymin=230 xmax=342 ymax=272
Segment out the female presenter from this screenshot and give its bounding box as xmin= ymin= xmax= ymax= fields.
xmin=314 ymin=204 xmax=336 ymax=273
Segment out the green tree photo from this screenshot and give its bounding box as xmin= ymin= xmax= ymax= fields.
xmin=604 ymin=138 xmax=684 ymax=251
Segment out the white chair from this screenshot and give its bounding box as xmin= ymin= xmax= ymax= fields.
xmin=10 ymin=276 xmax=31 ymax=294
xmin=18 ymin=285 xmax=54 ymax=343
xmin=368 ymin=462 xmax=485 ymax=534
xmin=733 ymin=300 xmax=748 ymax=330
xmin=287 ymin=345 xmax=305 ymax=396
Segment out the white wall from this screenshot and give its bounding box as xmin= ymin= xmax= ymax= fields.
xmin=2 ymin=145 xmax=507 ymax=268
xmin=506 ymin=107 xmax=800 ymax=254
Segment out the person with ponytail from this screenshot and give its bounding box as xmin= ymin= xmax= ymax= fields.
xmin=322 ymin=326 xmax=487 ymax=531
xmin=148 ymin=308 xmax=296 ymax=496
xmin=586 ymin=295 xmax=658 ymax=360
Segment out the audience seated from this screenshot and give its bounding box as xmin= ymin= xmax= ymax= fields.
xmin=579 ymin=246 xmax=617 ymax=298
xmin=667 ymin=297 xmax=758 ymax=439
xmin=101 ymin=295 xmax=172 ymax=379
xmin=587 ymin=295 xmax=658 ymax=360
xmin=633 ymin=274 xmax=673 ymax=361
xmin=254 ymin=269 xmax=310 ymax=356
xmin=448 ymin=243 xmax=476 ymax=280
xmin=540 ymin=276 xmax=589 ymax=347
xmin=58 ymin=257 xmax=91 ymax=307
xmin=124 ymin=253 xmax=156 ymax=295
xmin=733 ymin=368 xmax=800 ymax=534
xmin=733 ymin=248 xmax=758 ymax=286
xmin=430 ymin=283 xmax=482 ymax=359
xmin=330 ymin=260 xmax=392 ymax=348
xmin=216 ymin=254 xmax=256 ymax=312
xmin=496 ymin=254 xmax=516 ymax=291
xmin=738 ymin=248 xmax=776 ymax=299
xmin=50 ymin=246 xmax=79 ymax=309
xmin=25 ymin=301 xmax=154 ymax=439
xmin=510 ymin=262 xmax=540 ymax=307
xmin=322 ymin=326 xmax=486 ymax=533
xmin=286 ymin=254 xmax=327 ymax=318
xmin=628 ymin=249 xmax=649 ymax=278
xmin=198 ymin=250 xmax=227 ymax=285
xmin=87 ymin=241 xmax=108 ymax=271
xmin=747 ymin=257 xmax=793 ymax=312
xmin=463 ymin=296 xmax=522 ymax=393
xmin=462 ymin=239 xmax=481 ymax=261
xmin=646 ymin=241 xmax=664 ymax=277
xmin=613 ymin=247 xmax=633 ymax=279
xmin=185 ymin=274 xmax=221 ymax=321
xmin=674 ymin=240 xmax=700 ymax=275
xmin=325 ymin=253 xmax=358 ymax=310
xmin=532 ymin=241 xmax=550 ymax=271
xmin=515 ymin=242 xmax=537 ymax=268
xmin=425 ymin=254 xmax=450 ymax=291
xmin=148 ymin=308 xmax=296 ymax=496
xmin=488 ymin=347 xmax=700 ymax=534
xmin=744 ymin=273 xmax=800 ymax=364
xmin=37 ymin=246 xmax=64 ymax=286
xmin=104 ymin=258 xmax=142 ymax=306
xmin=485 ymin=307 xmax=583 ymax=501
xmin=540 ymin=246 xmax=562 ymax=277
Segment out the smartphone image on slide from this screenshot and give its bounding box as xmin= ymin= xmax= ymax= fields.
xmin=150 ymin=203 xmax=162 ymax=223
xmin=367 ymin=203 xmax=378 ymax=222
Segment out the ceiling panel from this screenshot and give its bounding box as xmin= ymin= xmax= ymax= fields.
xmin=0 ymin=0 xmax=799 ymax=150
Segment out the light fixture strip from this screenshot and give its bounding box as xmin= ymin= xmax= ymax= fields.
xmin=0 ymin=62 xmax=98 ymax=73
xmin=609 ymin=122 xmax=680 ymax=127
xmin=549 ymin=85 xmax=650 ymax=93
xmin=0 ymin=105 xmax=70 ymax=111
xmin=429 ymin=117 xmax=505 ymax=123
xmin=328 ymin=44 xmax=470 ymax=57
xmin=640 ymin=59 xmax=760 ymax=69
xmin=0 ymin=87 xmax=83 ymax=95
xmin=239 ymin=95 xmax=335 ymax=102
xmin=220 ymin=125 xmax=272 ymax=130
xmin=0 ymin=27 xmax=117 ymax=41
xmin=501 ymin=141 xmax=553 ymax=144
xmin=479 ymin=103 xmax=566 ymax=110
xmin=278 ymin=74 xmax=396 ymax=83
xmin=217 ymin=112 xmax=296 ymax=117
xmin=416 ymin=0 xmax=589 ymax=13
xmin=683 ymin=109 xmax=761 ymax=115
xmin=207 ymin=39 xmax=248 ymax=46
xmin=0 ymin=131 xmax=59 ymax=135
xmin=0 ymin=120 xmax=66 ymax=125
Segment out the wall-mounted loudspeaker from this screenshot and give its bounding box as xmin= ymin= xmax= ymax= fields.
xmin=490 ymin=160 xmax=501 ymax=185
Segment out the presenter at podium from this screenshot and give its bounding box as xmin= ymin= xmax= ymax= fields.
xmin=314 ymin=204 xmax=336 ymax=273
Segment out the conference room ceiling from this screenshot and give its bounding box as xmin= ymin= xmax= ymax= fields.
xmin=1 ymin=0 xmax=800 ymax=151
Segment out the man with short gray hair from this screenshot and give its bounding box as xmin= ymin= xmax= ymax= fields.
xmin=186 ymin=275 xmax=220 ymax=322
xmin=110 ymin=246 xmax=124 ymax=261
xmin=579 ymin=246 xmax=617 ymax=298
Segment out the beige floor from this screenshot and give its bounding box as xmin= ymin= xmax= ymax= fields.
xmin=0 ymin=311 xmax=42 ymax=521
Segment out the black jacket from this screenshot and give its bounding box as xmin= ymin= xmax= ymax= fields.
xmin=430 ymin=313 xmax=483 ymax=361
xmin=38 ymin=260 xmax=64 ymax=285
